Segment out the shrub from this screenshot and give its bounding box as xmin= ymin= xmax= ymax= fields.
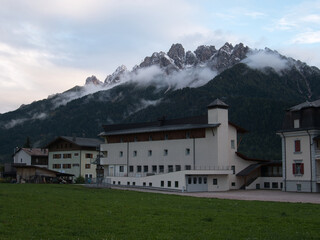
xmin=74 ymin=176 xmax=85 ymax=184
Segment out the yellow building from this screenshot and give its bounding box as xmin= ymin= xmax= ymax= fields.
xmin=46 ymin=136 xmax=102 ymax=181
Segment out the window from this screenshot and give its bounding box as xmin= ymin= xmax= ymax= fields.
xmin=85 ymin=164 xmax=91 ymax=169
xmin=272 ymin=182 xmax=278 ymax=188
xmin=185 ymin=165 xmax=191 ymax=170
xmin=294 ymin=119 xmax=300 ymax=128
xmin=144 ymin=165 xmax=148 ymax=172
xmin=297 ymin=184 xmax=301 ymax=191
xmin=203 ymin=177 xmax=207 ymax=184
xmin=264 ymin=182 xmax=270 ymax=188
xmin=164 ymin=149 xmax=168 ymax=156
xmin=72 ymin=163 xmax=79 ymax=167
xmin=113 ymin=181 xmax=116 ymax=184
xmin=198 ymin=177 xmax=202 ymax=184
xmin=213 ymin=178 xmax=218 ymax=185
xmin=62 ymin=164 xmax=71 ymax=169
xmin=119 ymin=166 xmax=124 ymax=172
xmin=167 ymin=181 xmax=171 ymax=187
xmin=231 ymin=165 xmax=235 ymax=174
xmin=231 ymin=182 xmax=236 ymax=186
xmin=133 ymin=182 xmax=135 ymax=186
xmin=294 ymin=140 xmax=301 ymax=153
xmin=293 ymin=162 xmax=304 ymax=175
xmin=149 ymin=182 xmax=152 ymax=187
xmin=52 ymin=164 xmax=61 ymax=169
xmin=129 ymin=166 xmax=134 ymax=172
xmin=53 ymin=154 xmax=61 ymax=159
xmin=161 ymin=181 xmax=164 ymax=187
xmin=63 ymin=153 xmax=71 ymax=158
xmin=186 ymin=148 xmax=190 ymax=155
xmin=186 ymin=132 xmax=190 ymax=139
xmin=164 ymin=134 xmax=168 ymax=140
xmin=127 ymin=182 xmax=130 ymax=185
xmin=74 ymin=153 xmax=79 ymax=156
xmin=175 ymin=181 xmax=179 ymax=188
xmin=143 ymin=182 xmax=146 ymax=186
xmin=89 ymin=174 xmax=92 ymax=178
xmin=168 ymin=165 xmax=173 ymax=172
xmin=149 ymin=135 xmax=152 ymax=141
xmin=193 ymin=177 xmax=197 ymax=184
xmin=148 ymin=150 xmax=152 ymax=156
xmin=119 ymin=151 xmax=123 ymax=157
xmin=152 ymin=165 xmax=157 ymax=173
xmin=188 ymin=177 xmax=192 ymax=184
xmin=134 ymin=136 xmax=137 ymax=142
xmin=86 ymin=153 xmax=93 ymax=158
xmin=118 ymin=181 xmax=121 ymax=185
xmin=231 ymin=140 xmax=235 ymax=149
xmin=137 ymin=166 xmax=142 ymax=172
xmin=159 ymin=165 xmax=164 ymax=173
xmin=133 ymin=150 xmax=137 ymax=157
xmin=175 ymin=165 xmax=181 ymax=171
xmin=120 ymin=137 xmax=123 ymax=143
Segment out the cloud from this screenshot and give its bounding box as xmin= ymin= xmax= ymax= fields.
xmin=242 ymin=50 xmax=289 ymax=73
xmin=2 ymin=112 xmax=48 ymax=129
xmin=292 ymin=31 xmax=320 ymax=44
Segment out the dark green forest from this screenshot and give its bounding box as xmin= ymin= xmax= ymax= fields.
xmin=0 ymin=63 xmax=319 ymax=163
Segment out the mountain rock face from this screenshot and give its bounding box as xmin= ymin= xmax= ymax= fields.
xmin=85 ymin=75 xmax=102 ymax=85
xmin=104 ymin=65 xmax=128 ymax=85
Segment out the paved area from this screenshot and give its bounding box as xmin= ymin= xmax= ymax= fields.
xmin=105 ymin=186 xmax=320 ymax=204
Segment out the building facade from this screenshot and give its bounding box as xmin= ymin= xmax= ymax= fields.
xmin=13 ymin=148 xmax=48 ymax=168
xmin=278 ymin=99 xmax=320 ymax=192
xmin=46 ymin=136 xmax=102 ymax=180
xmin=99 ymin=99 xmax=281 ymax=192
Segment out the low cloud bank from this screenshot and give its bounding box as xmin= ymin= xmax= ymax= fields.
xmin=242 ymin=50 xmax=289 ymax=73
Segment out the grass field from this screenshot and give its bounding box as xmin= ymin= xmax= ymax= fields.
xmin=0 ymin=184 xmax=319 ymax=240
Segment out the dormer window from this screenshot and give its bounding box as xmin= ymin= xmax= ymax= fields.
xmin=294 ymin=119 xmax=300 ymax=128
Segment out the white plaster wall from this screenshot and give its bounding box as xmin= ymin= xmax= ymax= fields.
xmin=246 ymin=177 xmax=282 ymax=190
xmin=207 ymin=175 xmax=229 ymax=191
xmin=14 ymin=150 xmax=31 ymax=165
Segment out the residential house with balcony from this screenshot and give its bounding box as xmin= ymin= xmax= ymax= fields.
xmin=99 ymin=99 xmax=281 ymax=192
xmin=277 ymin=99 xmax=320 ymax=192
xmin=46 ymin=136 xmax=102 ymax=181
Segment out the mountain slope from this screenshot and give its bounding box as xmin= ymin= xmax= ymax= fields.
xmin=1 ymin=60 xmax=319 ymax=163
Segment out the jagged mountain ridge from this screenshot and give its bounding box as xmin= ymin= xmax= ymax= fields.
xmin=1 ymin=42 xmax=320 ymax=163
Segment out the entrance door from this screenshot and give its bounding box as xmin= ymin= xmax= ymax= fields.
xmin=109 ymin=166 xmax=114 ymax=176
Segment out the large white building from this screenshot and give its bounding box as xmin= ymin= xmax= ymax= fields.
xmin=278 ymin=99 xmax=320 ymax=192
xmin=99 ymin=99 xmax=282 ymax=192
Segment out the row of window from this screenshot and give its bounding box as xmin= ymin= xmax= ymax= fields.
xmin=112 ymin=180 xmax=180 ymax=188
xmin=104 ymin=149 xmax=191 ymax=158
xmin=55 ymin=143 xmax=73 ymax=149
xmin=52 ymin=153 xmax=93 ymax=159
xmin=52 ymin=163 xmax=91 ymax=169
xmin=125 ymin=165 xmax=192 ymax=173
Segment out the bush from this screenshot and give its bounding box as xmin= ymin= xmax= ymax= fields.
xmin=74 ymin=176 xmax=85 ymax=184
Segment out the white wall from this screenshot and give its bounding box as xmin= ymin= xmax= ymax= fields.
xmin=13 ymin=150 xmax=31 ymax=165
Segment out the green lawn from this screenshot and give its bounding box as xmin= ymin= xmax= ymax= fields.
xmin=0 ymin=184 xmax=319 ymax=240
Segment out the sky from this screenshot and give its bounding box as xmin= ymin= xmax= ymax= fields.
xmin=0 ymin=0 xmax=320 ymax=114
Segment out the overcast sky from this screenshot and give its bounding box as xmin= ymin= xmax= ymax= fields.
xmin=1 ymin=0 xmax=320 ymax=113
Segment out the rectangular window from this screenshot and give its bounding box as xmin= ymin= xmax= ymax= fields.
xmin=133 ymin=150 xmax=137 ymax=157
xmin=118 ymin=181 xmax=121 ymax=185
xmin=193 ymin=177 xmax=197 ymax=184
xmin=231 ymin=165 xmax=235 ymax=174
xmin=149 ymin=182 xmax=152 ymax=187
xmin=119 ymin=151 xmax=123 ymax=157
xmin=272 ymin=182 xmax=278 ymax=188
xmin=185 ymin=165 xmax=191 ymax=170
xmin=292 ymin=162 xmax=304 ymax=175
xmin=63 ymin=153 xmax=71 ymax=158
xmin=62 ymin=164 xmax=71 ymax=169
xmin=53 ymin=154 xmax=61 ymax=159
xmin=168 ymin=165 xmax=173 ymax=172
xmin=52 ymin=164 xmax=61 ymax=169
xmin=175 ymin=181 xmax=179 ymax=188
xmin=164 ymin=134 xmax=168 ymax=140
xmin=159 ymin=165 xmax=164 ymax=173
xmin=148 ymin=150 xmax=152 ymax=156
xmin=86 ymin=153 xmax=93 ymax=158
xmin=164 ymin=149 xmax=168 ymax=156
xmin=213 ymin=178 xmax=218 ymax=185
xmin=89 ymin=174 xmax=92 ymax=178
xmin=264 ymin=182 xmax=270 ymax=188
xmin=133 ymin=182 xmax=135 ymax=186
xmin=231 ymin=182 xmax=236 ymax=186
xmin=161 ymin=181 xmax=164 ymax=187
xmin=294 ymin=119 xmax=300 ymax=128
xmin=167 ymin=181 xmax=171 ymax=187
xmin=129 ymin=166 xmax=134 ymax=172
xmin=113 ymin=181 xmax=115 ymax=184
xmin=85 ymin=164 xmax=91 ymax=169
xmin=175 ymin=165 xmax=181 ymax=171
xmin=188 ymin=177 xmax=192 ymax=184
xmin=198 ymin=177 xmax=202 ymax=184
xmin=294 ymin=140 xmax=301 ymax=152
xmin=137 ymin=165 xmax=142 ymax=172
xmin=74 ymin=153 xmax=79 ymax=156
xmin=127 ymin=182 xmax=130 ymax=185
xmin=186 ymin=148 xmax=190 ymax=155
xmin=186 ymin=132 xmax=190 ymax=139
xmin=72 ymin=163 xmax=79 ymax=167
xmin=149 ymin=136 xmax=152 ymax=141
xmin=297 ymin=184 xmax=301 ymax=191
xmin=152 ymin=165 xmax=157 ymax=173
xmin=203 ymin=177 xmax=207 ymax=184
xmin=119 ymin=166 xmax=124 ymax=172
xmin=231 ymin=140 xmax=235 ymax=149
xmin=144 ymin=165 xmax=148 ymax=172
xmin=143 ymin=182 xmax=146 ymax=186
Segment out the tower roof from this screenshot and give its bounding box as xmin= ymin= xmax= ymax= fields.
xmin=207 ymin=99 xmax=229 ymax=109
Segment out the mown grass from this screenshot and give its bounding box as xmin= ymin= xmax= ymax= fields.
xmin=0 ymin=184 xmax=319 ymax=240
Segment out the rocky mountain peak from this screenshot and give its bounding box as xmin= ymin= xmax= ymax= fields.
xmin=85 ymin=75 xmax=102 ymax=85
xmin=194 ymin=45 xmax=217 ymax=62
xmin=104 ymin=65 xmax=128 ymax=85
xmin=167 ymin=43 xmax=185 ymax=69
